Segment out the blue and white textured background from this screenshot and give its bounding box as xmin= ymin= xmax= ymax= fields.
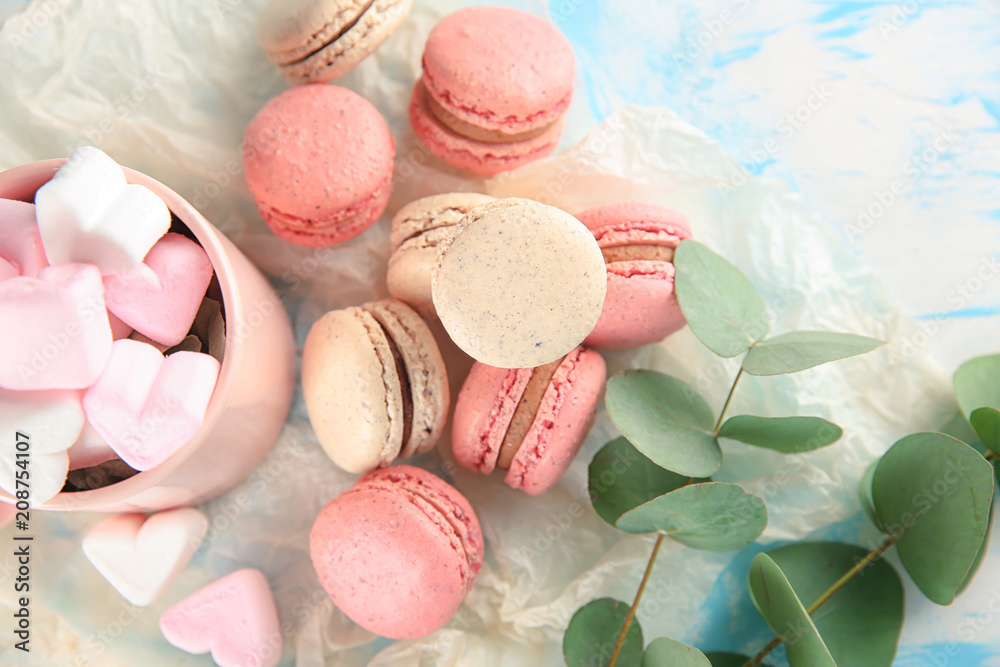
xmin=0 ymin=0 xmax=998 ymax=666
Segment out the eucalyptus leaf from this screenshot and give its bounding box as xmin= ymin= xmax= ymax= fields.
xmin=563 ymin=598 xmax=643 ymax=667
xmin=742 ymin=331 xmax=884 ymax=376
xmin=957 ymin=498 xmax=993 ymax=595
xmin=938 ymin=408 xmax=981 ymax=446
xmin=969 ymin=407 xmax=1000 ymax=455
xmin=872 ymin=432 xmax=994 ymax=605
xmin=705 ymin=654 xmax=767 ymax=667
xmin=718 ymin=415 xmax=842 ymax=453
xmin=954 ymin=353 xmax=1000 ymax=417
xmin=589 ymin=438 xmax=689 ymax=527
xmin=768 ymin=541 xmax=904 ymax=667
xmin=605 ymin=371 xmax=721 ymax=477
xmin=858 ymin=460 xmax=882 ymax=531
xmin=674 ymin=240 xmax=769 ymax=357
xmin=748 ymin=554 xmax=836 ymax=667
xmin=643 ymin=637 xmax=711 ymax=667
xmin=617 ymin=482 xmax=766 ymax=550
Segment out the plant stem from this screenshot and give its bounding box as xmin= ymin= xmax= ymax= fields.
xmin=608 ymin=532 xmax=666 ymax=667
xmin=738 ymin=533 xmax=900 ymax=667
xmin=714 ymin=366 xmax=745 ymax=432
xmin=986 ymin=451 xmax=997 ymax=462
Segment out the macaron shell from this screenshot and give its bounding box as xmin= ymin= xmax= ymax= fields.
xmin=264 ymin=0 xmax=413 ymax=84
xmin=243 ymin=84 xmax=394 ymax=245
xmin=363 ymin=299 xmax=449 ymax=459
xmin=505 ymin=347 xmax=606 ymax=496
xmin=301 ymin=307 xmax=402 ymax=473
xmin=310 ymin=477 xmax=471 ymax=638
xmin=578 ymin=202 xmax=693 ymax=240
xmin=452 ymin=364 xmax=532 ymax=475
xmin=409 ymin=82 xmax=565 ymax=176
xmin=421 ymin=6 xmax=575 ymax=135
xmin=390 ymin=192 xmax=495 ymax=252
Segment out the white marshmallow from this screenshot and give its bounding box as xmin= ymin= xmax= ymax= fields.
xmin=67 ymin=421 xmax=117 ymax=470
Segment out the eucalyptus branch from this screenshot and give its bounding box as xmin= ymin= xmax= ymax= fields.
xmin=608 ymin=532 xmax=666 ymax=667
xmin=714 ymin=366 xmax=745 ymax=432
xmin=739 ymin=533 xmax=900 ymax=667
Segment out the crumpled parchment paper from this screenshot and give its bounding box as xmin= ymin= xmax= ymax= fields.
xmin=0 ymin=0 xmax=959 ymax=665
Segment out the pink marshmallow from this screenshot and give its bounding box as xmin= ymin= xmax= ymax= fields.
xmin=160 ymin=569 xmax=282 ymax=667
xmin=0 ymin=198 xmax=48 ymax=278
xmin=103 ymin=233 xmax=214 ymax=347
xmin=0 ymin=258 xmax=17 ymax=281
xmin=82 ymin=339 xmax=220 ymax=471
xmin=107 ymin=311 xmax=133 ymax=340
xmin=67 ymin=421 xmax=117 ymax=470
xmin=0 ymin=263 xmax=113 ymax=390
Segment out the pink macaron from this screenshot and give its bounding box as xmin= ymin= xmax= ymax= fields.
xmin=243 ymin=84 xmax=395 ymax=247
xmin=310 ymin=465 xmax=483 ymax=639
xmin=409 ymin=7 xmax=575 ymax=176
xmin=452 ymin=345 xmax=606 ymax=496
xmin=579 ymin=202 xmax=693 ymax=350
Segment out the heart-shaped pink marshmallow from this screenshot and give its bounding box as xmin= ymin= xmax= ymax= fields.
xmin=159 ymin=569 xmax=282 ymax=667
xmin=103 ymin=232 xmax=214 ymax=347
xmin=0 ymin=198 xmax=48 ymax=278
xmin=0 ymin=263 xmax=113 ymax=390
xmin=82 ymin=339 xmax=220 ymax=471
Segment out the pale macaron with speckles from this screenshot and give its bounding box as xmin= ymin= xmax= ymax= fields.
xmin=310 ymin=465 xmax=483 ymax=639
xmin=301 ymin=298 xmax=449 ymax=474
xmin=579 ymin=202 xmax=692 ymax=349
xmin=258 ymin=0 xmax=412 ymax=84
xmin=387 ymin=192 xmax=495 ymax=319
xmin=452 ymin=345 xmax=606 ymax=496
xmin=409 ymin=6 xmax=575 ymax=175
xmin=432 ymin=198 xmax=606 ymax=369
xmin=243 ymin=84 xmax=394 ymax=247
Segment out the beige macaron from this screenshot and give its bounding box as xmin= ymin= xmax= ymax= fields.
xmin=302 ymin=298 xmax=449 ymax=474
xmin=387 ymin=193 xmax=496 ymax=319
xmin=431 ymin=198 xmax=607 ymax=369
xmin=258 ymin=0 xmax=412 ymax=85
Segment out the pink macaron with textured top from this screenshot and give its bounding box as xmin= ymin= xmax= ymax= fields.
xmin=310 ymin=465 xmax=483 ymax=640
xmin=409 ymin=6 xmax=575 ymax=176
xmin=452 ymin=345 xmax=606 ymax=496
xmin=580 ymin=202 xmax=692 ymax=350
xmin=243 ymin=84 xmax=395 ymax=247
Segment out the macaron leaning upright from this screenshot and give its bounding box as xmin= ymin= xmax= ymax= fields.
xmin=258 ymin=0 xmax=412 ymax=84
xmin=579 ymin=202 xmax=693 ymax=349
xmin=452 ymin=345 xmax=606 ymax=496
xmin=310 ymin=465 xmax=483 ymax=639
xmin=409 ymin=7 xmax=576 ymax=176
xmin=387 ymin=192 xmax=495 ymax=319
xmin=243 ymin=84 xmax=394 ymax=247
xmin=302 ymin=298 xmax=449 ymax=474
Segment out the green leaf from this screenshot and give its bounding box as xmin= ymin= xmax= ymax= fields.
xmin=957 ymin=497 xmax=993 ymax=595
xmin=969 ymin=407 xmax=1000 ymax=455
xmin=872 ymin=432 xmax=994 ymax=605
xmin=717 ymin=415 xmax=842 ymax=453
xmin=605 ymin=370 xmax=721 ymax=477
xmin=748 ymin=554 xmax=836 ymax=667
xmin=954 ymin=353 xmax=1000 ymax=417
xmin=673 ymin=240 xmax=769 ymax=357
xmin=742 ymin=331 xmax=885 ymax=376
xmin=617 ymin=482 xmax=766 ymax=550
xmin=705 ymin=654 xmax=767 ymax=667
xmin=858 ymin=460 xmax=882 ymax=531
xmin=937 ymin=408 xmax=981 ymax=446
xmin=768 ymin=541 xmax=904 ymax=667
xmin=563 ymin=598 xmax=643 ymax=667
xmin=643 ymin=637 xmax=711 ymax=667
xmin=589 ymin=438 xmax=689 ymax=528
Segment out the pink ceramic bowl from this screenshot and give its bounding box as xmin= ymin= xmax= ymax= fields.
xmin=0 ymin=160 xmax=296 ymax=512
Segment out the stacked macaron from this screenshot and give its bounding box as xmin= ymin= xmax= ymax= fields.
xmin=0 ymin=146 xmax=225 ymax=504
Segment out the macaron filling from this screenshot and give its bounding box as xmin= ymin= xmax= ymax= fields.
xmin=495 ymin=357 xmax=563 ymax=470
xmin=272 ymin=0 xmax=377 ymax=65
xmin=602 ymin=245 xmax=675 ymax=264
xmin=423 ymin=87 xmax=560 ymax=144
xmin=374 ymin=319 xmax=414 ymax=452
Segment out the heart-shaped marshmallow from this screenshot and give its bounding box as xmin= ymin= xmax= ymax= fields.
xmin=0 ymin=258 xmax=17 ymax=281
xmin=0 ymin=198 xmax=48 ymax=278
xmin=82 ymin=339 xmax=220 ymax=471
xmin=0 ymin=263 xmax=113 ymax=390
xmin=160 ymin=568 xmax=282 ymax=667
xmin=82 ymin=508 xmax=209 ymax=606
xmin=35 ymin=146 xmax=170 ymax=275
xmin=67 ymin=421 xmax=117 ymax=470
xmin=0 ymin=388 xmax=84 ymax=504
xmin=104 ymin=232 xmax=214 ymax=347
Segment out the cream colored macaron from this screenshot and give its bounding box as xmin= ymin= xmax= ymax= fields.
xmin=301 ymin=299 xmax=448 ymax=473
xmin=432 ymin=198 xmax=606 ymax=368
xmin=387 ymin=193 xmax=496 ymax=319
xmin=258 ymin=0 xmax=412 ymax=85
